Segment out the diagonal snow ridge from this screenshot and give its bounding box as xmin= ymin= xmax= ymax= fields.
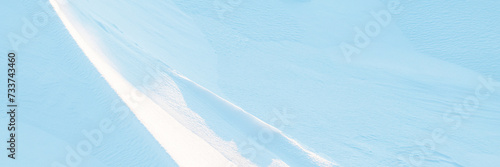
xmin=50 ymin=1 xmax=236 ymax=166
xmin=50 ymin=0 xmax=338 ymax=166
xmin=165 ymin=69 xmax=337 ymax=167
xmin=135 ymin=60 xmax=338 ymax=166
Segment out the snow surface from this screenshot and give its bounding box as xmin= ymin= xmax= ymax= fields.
xmin=48 ymin=0 xmax=335 ymax=166
xmin=1 ymin=0 xmax=499 ymax=167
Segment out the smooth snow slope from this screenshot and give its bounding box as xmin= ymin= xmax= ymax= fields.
xmin=0 ymin=1 xmax=178 ymax=167
xmin=50 ymin=1 xmax=239 ymax=167
xmin=2 ymin=0 xmax=498 ymax=167
xmin=45 ymin=0 xmax=500 ymax=167
xmin=51 ymin=0 xmax=500 ymax=166
xmin=168 ymin=1 xmax=500 ymax=166
xmin=50 ymin=0 xmax=336 ymax=166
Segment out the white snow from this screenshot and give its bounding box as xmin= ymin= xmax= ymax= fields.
xmin=1 ymin=0 xmax=499 ymax=167
xmin=49 ymin=0 xmax=336 ymax=166
xmin=50 ymin=1 xmax=237 ymax=166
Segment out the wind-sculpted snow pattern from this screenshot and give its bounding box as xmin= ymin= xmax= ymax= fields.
xmin=49 ymin=0 xmax=336 ymax=166
xmin=1 ymin=0 xmax=499 ymax=166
